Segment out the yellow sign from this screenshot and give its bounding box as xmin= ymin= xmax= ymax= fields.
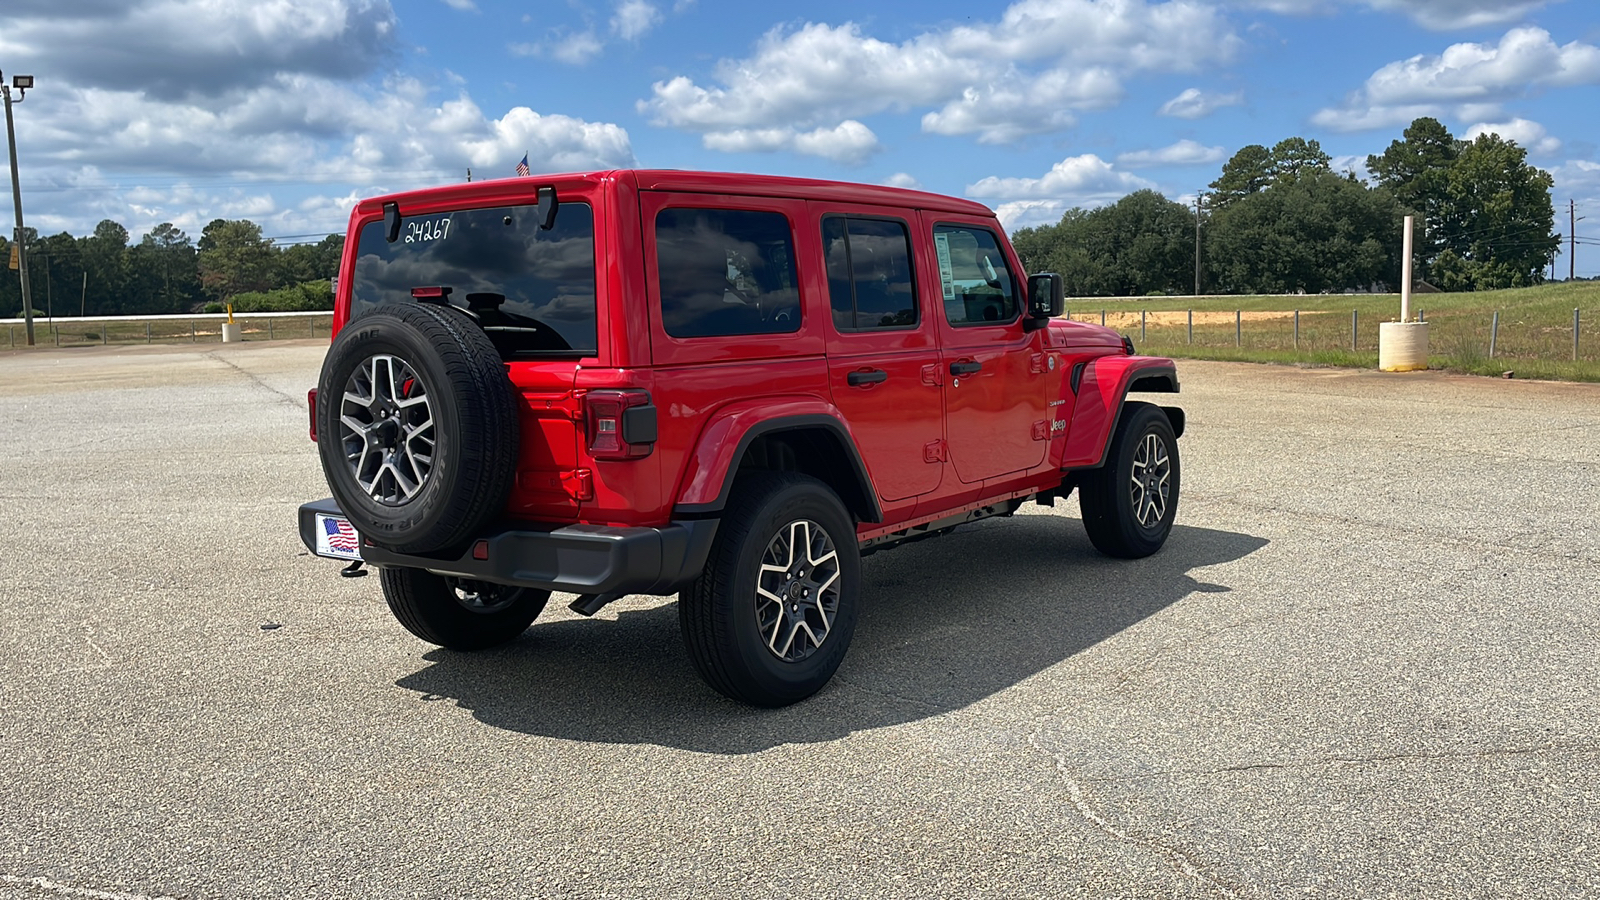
xmin=7 ymin=245 xmax=16 ymax=270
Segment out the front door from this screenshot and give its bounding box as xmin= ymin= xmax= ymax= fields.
xmin=923 ymin=216 xmax=1048 ymax=485
xmin=814 ymin=205 xmax=944 ymax=504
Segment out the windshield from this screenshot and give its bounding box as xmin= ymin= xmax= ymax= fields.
xmin=350 ymin=202 xmax=598 ymax=358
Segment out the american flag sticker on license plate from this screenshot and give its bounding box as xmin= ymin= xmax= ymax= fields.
xmin=315 ymin=514 xmax=363 ymax=560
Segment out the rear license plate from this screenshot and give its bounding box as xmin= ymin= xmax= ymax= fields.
xmin=313 ymin=513 xmax=363 ymax=561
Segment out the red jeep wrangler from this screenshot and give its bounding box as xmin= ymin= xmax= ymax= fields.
xmin=298 ymin=170 xmax=1183 ymax=707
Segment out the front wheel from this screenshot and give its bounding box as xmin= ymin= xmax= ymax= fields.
xmin=679 ymin=472 xmax=861 ymax=707
xmin=380 ymin=566 xmax=550 ymax=651
xmin=1079 ymin=402 xmax=1180 ymax=559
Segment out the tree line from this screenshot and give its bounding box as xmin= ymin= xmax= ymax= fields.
xmin=1010 ymin=117 xmax=1560 ymax=296
xmin=2 ymin=219 xmax=343 ymax=318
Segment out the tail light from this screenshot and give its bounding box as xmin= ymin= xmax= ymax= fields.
xmin=583 ymin=390 xmax=656 ymax=460
xmin=308 ymin=389 xmax=318 ymax=442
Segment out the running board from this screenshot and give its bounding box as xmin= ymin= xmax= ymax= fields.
xmin=858 ymin=498 xmax=1026 ymax=555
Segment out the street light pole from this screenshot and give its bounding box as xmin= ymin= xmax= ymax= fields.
xmin=3 ymin=72 xmax=36 ymax=346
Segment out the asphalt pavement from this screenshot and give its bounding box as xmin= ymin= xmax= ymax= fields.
xmin=0 ymin=341 xmax=1595 ymax=899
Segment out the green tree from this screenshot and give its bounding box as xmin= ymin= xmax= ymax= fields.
xmin=1430 ymin=133 xmax=1557 ymax=290
xmin=1209 ymin=144 xmax=1272 ymax=209
xmin=130 ymin=223 xmax=202 ymax=313
xmin=80 ymin=220 xmax=130 ymax=316
xmin=1207 ymin=169 xmax=1404 ymax=294
xmin=1366 ymin=117 xmax=1460 ymax=276
xmin=1268 ymin=137 xmax=1332 ymax=183
xmin=1011 ymin=193 xmax=1196 ymax=296
xmin=198 ymin=219 xmax=275 ymax=303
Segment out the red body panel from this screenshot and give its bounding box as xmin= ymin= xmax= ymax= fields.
xmin=326 ymin=169 xmax=1178 ymax=536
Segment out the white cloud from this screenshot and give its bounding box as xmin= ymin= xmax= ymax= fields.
xmin=1116 ymin=139 xmax=1225 ymax=168
xmin=1158 ymin=87 xmax=1243 ymax=119
xmin=993 ymin=200 xmax=1073 ymax=232
xmin=0 ymin=0 xmax=398 ymax=99
xmin=512 ymin=31 xmax=605 ymax=65
xmin=1362 ymin=0 xmax=1553 ymax=31
xmin=440 ymin=0 xmax=477 ymax=10
xmin=1233 ymin=0 xmax=1556 ymax=30
xmin=702 ymin=121 xmax=880 ymax=165
xmin=1464 ymin=118 xmax=1562 ymax=155
xmin=1312 ymin=27 xmax=1600 ymax=132
xmin=921 ymin=68 xmax=1122 ymax=143
xmin=611 ymin=0 xmax=662 ymax=40
xmin=641 ymin=1 xmax=1240 ymax=150
xmin=881 ymin=173 xmax=922 ymax=189
xmin=966 ymin=154 xmax=1156 ymax=202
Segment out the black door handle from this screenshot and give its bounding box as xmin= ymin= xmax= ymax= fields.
xmin=950 ymin=361 xmax=982 ymax=377
xmin=847 ymin=369 xmax=888 ymax=386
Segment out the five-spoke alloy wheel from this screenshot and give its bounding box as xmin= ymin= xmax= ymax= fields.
xmin=1079 ymin=401 xmax=1181 ymax=559
xmin=315 ymin=302 xmax=519 ymax=553
xmin=339 ymin=354 xmax=437 ymax=505
xmin=680 ymin=472 xmax=861 ymax=707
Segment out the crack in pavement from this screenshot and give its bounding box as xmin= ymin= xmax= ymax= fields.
xmin=1027 ymin=725 xmax=1245 ymax=899
xmin=203 ymin=350 xmax=304 ymax=407
xmin=0 ymin=874 xmax=184 ymax=900
xmin=1086 ymin=741 xmax=1600 ymax=784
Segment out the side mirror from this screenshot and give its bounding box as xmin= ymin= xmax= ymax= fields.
xmin=1027 ymin=273 xmax=1064 ymax=319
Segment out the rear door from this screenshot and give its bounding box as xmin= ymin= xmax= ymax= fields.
xmin=812 ymin=204 xmax=943 ymax=504
xmin=921 ymin=215 xmax=1049 ymax=485
xmin=346 ymin=197 xmax=602 ymax=521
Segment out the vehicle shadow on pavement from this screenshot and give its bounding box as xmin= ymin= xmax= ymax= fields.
xmin=394 ymin=518 xmax=1266 ymax=754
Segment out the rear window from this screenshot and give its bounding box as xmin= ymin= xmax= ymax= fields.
xmin=350 ymin=202 xmax=597 ymax=357
xmin=654 ymin=208 xmax=800 ymax=339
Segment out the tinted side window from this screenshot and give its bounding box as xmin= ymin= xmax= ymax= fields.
xmin=934 ymin=225 xmax=1019 ymax=327
xmin=352 ymin=203 xmax=597 ymax=358
xmin=821 ymin=216 xmax=917 ymax=331
xmin=655 ymin=208 xmax=800 ymax=338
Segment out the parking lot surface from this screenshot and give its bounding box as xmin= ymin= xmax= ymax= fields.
xmin=1 ymin=342 xmax=1596 ymax=899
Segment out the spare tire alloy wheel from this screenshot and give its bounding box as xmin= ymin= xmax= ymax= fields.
xmin=316 ymin=302 xmax=520 ymax=554
xmin=340 ymin=354 xmax=436 ymax=504
xmin=756 ymin=519 xmax=842 ymax=662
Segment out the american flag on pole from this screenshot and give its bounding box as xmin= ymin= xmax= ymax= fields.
xmin=515 ymin=153 xmax=531 ymax=177
xmin=322 ymin=517 xmax=359 ymax=554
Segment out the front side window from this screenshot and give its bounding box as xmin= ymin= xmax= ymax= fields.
xmin=351 ymin=202 xmax=597 ymax=357
xmin=933 ymin=225 xmax=1019 ymax=327
xmin=822 ymin=216 xmax=917 ymax=331
xmin=655 ymin=208 xmax=800 ymax=339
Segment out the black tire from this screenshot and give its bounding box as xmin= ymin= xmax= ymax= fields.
xmin=316 ymin=302 xmax=518 ymax=553
xmin=679 ymin=472 xmax=861 ymax=707
xmin=1079 ymin=401 xmax=1180 ymax=559
xmin=379 ymin=566 xmax=550 ymax=651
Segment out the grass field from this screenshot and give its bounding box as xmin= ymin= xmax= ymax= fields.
xmin=3 ymin=314 xmax=330 ymax=350
xmin=7 ymin=283 xmax=1599 ymax=383
xmin=1069 ymin=281 xmax=1600 ymax=382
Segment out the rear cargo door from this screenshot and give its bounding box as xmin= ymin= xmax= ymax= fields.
xmin=347 ymin=198 xmax=600 ymax=521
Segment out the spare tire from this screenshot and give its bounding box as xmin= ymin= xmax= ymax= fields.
xmin=316 ymin=302 xmax=519 ymax=554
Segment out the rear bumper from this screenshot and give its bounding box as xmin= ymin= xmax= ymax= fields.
xmin=297 ymin=498 xmax=718 ymax=596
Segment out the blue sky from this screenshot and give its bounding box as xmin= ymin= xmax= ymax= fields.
xmin=2 ymin=0 xmax=1598 ymax=274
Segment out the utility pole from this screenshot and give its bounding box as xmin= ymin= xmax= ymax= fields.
xmin=3 ymin=71 xmax=37 ymax=345
xmin=1193 ymin=193 xmax=1203 ymax=296
xmin=1573 ymin=200 xmax=1584 ymax=283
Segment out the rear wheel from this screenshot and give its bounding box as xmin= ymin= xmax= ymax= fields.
xmin=380 ymin=566 xmax=549 ymax=651
xmin=679 ymin=472 xmax=860 ymax=707
xmin=1079 ymin=402 xmax=1180 ymax=559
